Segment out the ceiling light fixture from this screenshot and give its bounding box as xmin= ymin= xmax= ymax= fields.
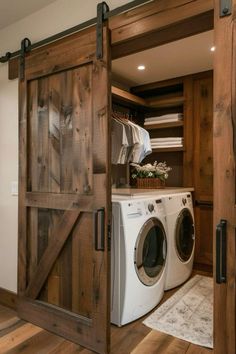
xmin=137 ymin=65 xmax=145 ymax=70
xmin=210 ymin=46 xmax=216 ymax=52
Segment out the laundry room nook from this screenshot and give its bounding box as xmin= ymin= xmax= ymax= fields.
xmin=0 ymin=0 xmax=235 ymax=353
xmin=110 ymin=30 xmax=213 ymax=353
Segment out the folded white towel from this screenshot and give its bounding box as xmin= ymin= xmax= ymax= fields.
xmin=150 ymin=137 xmax=183 ymax=142
xmin=145 ymin=113 xmax=183 ymax=122
xmin=144 ymin=118 xmax=183 ymax=125
xmin=151 ymin=144 xmax=183 ymax=148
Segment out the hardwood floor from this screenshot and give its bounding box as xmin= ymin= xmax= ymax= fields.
xmin=0 ymin=273 xmax=212 ymax=353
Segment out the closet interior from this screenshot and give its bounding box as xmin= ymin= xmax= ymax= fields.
xmin=110 ymin=29 xmax=213 ymax=350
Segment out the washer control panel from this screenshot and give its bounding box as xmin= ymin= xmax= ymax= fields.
xmin=145 ymin=199 xmax=164 ymax=215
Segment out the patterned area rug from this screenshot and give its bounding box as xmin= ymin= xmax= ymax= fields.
xmin=143 ymin=275 xmax=213 ymax=348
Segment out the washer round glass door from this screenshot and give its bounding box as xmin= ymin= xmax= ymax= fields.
xmin=134 ymin=217 xmax=167 ymax=287
xmin=175 ymin=208 xmax=195 ymax=262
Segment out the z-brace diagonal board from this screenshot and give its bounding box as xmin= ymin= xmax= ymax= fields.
xmin=25 ymin=210 xmax=81 ymax=299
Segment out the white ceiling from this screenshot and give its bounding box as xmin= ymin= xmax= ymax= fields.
xmin=112 ymin=31 xmax=214 ymax=87
xmin=0 ymin=0 xmax=57 ymax=30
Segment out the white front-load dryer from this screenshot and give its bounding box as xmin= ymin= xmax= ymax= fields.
xmin=162 ymin=192 xmax=195 ymax=290
xmin=111 ymin=196 xmax=167 ymax=326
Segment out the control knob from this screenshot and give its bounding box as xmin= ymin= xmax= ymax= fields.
xmin=148 ymin=203 xmax=154 ymax=212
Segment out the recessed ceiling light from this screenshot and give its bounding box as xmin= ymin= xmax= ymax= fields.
xmin=137 ymin=65 xmax=145 ymax=70
xmin=210 ymin=46 xmax=216 ymax=52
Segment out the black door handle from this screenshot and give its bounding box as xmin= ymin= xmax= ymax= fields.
xmin=94 ymin=207 xmax=105 ymax=251
xmin=216 ymin=219 xmax=227 ymax=284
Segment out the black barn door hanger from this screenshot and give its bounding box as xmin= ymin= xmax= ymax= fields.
xmin=0 ymin=0 xmax=153 ymax=66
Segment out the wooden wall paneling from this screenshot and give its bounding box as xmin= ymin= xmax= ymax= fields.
xmin=183 ymin=76 xmax=194 ymax=187
xmin=193 ymin=74 xmax=213 ymax=201
xmin=194 ymin=205 xmax=213 ymax=266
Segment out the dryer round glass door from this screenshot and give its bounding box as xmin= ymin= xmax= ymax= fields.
xmin=134 ymin=217 xmax=167 ymax=287
xmin=175 ymin=208 xmax=195 ymax=262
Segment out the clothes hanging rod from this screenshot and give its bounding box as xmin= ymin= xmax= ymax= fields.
xmin=0 ymin=0 xmax=154 ymax=63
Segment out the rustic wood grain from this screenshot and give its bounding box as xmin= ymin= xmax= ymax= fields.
xmin=214 ymin=0 xmax=236 ymax=353
xmin=18 ymin=22 xmax=110 ymax=352
xmin=18 ymin=78 xmax=28 ymax=296
xmin=112 ymin=10 xmax=213 ymax=59
xmin=0 ymin=323 xmax=43 ymax=353
xmin=193 ymin=74 xmax=213 ymax=201
xmin=131 ymin=331 xmax=190 ymax=354
xmin=47 ymin=75 xmax=62 ymax=307
xmin=183 ymin=76 xmax=194 ymax=187
xmin=72 ymin=213 xmax=93 ymax=318
xmin=25 ymin=192 xmax=95 ymax=211
xmin=194 ymin=205 xmax=213 ymax=267
xmin=111 ymin=0 xmax=213 ymax=45
xmin=25 ymin=210 xmax=80 ymax=300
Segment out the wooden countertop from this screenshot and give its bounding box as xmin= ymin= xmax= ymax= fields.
xmin=112 ymin=187 xmax=194 ymax=197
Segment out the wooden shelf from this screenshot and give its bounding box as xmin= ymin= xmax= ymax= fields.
xmin=112 ymin=86 xmax=149 ymax=107
xmin=152 ymin=147 xmax=185 ymax=152
xmin=144 ymin=121 xmax=183 ymax=130
xmin=148 ymin=96 xmax=185 ymax=108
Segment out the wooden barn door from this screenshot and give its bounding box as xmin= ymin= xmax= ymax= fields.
xmin=214 ymin=1 xmax=236 ymax=353
xmin=17 ymin=25 xmax=111 ymax=354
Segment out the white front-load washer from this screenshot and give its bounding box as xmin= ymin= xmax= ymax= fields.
xmin=111 ymin=195 xmax=167 ymax=326
xmin=162 ymin=192 xmax=195 ymax=290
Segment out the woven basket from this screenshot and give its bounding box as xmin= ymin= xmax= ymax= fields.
xmin=136 ymin=178 xmax=165 ymax=189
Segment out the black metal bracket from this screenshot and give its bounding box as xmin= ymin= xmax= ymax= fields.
xmin=220 ymin=0 xmax=232 ymax=17
xmin=96 ymin=2 xmax=109 ymax=60
xmin=19 ymin=38 xmax=31 ymax=81
xmin=0 ymin=52 xmax=12 ymax=63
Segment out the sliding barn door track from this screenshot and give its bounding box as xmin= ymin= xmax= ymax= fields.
xmin=0 ymin=0 xmax=153 ymax=64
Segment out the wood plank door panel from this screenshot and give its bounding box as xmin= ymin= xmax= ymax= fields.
xmin=18 ymin=25 xmax=111 ymax=354
xmin=214 ymin=1 xmax=236 ymax=353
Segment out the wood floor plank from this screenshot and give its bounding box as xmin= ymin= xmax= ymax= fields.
xmin=0 ymin=323 xmax=43 ymax=353
xmin=131 ymin=331 xmax=191 ymax=354
xmin=0 ymin=306 xmax=19 ymax=331
xmin=0 ymin=321 xmax=25 ymax=339
xmin=186 ymin=344 xmax=212 ymax=353
xmin=48 ymin=340 xmax=83 ymax=353
xmin=6 ymin=330 xmax=65 ymax=354
xmin=0 ymin=271 xmax=213 ymax=354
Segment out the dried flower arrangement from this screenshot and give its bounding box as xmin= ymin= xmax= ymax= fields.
xmin=131 ymin=161 xmax=172 ymax=189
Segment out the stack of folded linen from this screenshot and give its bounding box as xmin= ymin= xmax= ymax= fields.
xmin=150 ymin=137 xmax=183 ymax=149
xmin=144 ymin=113 xmax=183 ymax=126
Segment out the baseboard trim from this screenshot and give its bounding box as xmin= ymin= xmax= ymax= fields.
xmin=0 ymin=287 xmax=17 ymax=310
xmin=193 ymin=262 xmax=213 ymax=275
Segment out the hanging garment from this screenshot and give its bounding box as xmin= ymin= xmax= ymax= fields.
xmin=111 ymin=112 xmax=152 ymax=164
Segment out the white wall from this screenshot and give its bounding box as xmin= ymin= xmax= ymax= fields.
xmin=0 ymin=0 xmax=132 ymax=292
